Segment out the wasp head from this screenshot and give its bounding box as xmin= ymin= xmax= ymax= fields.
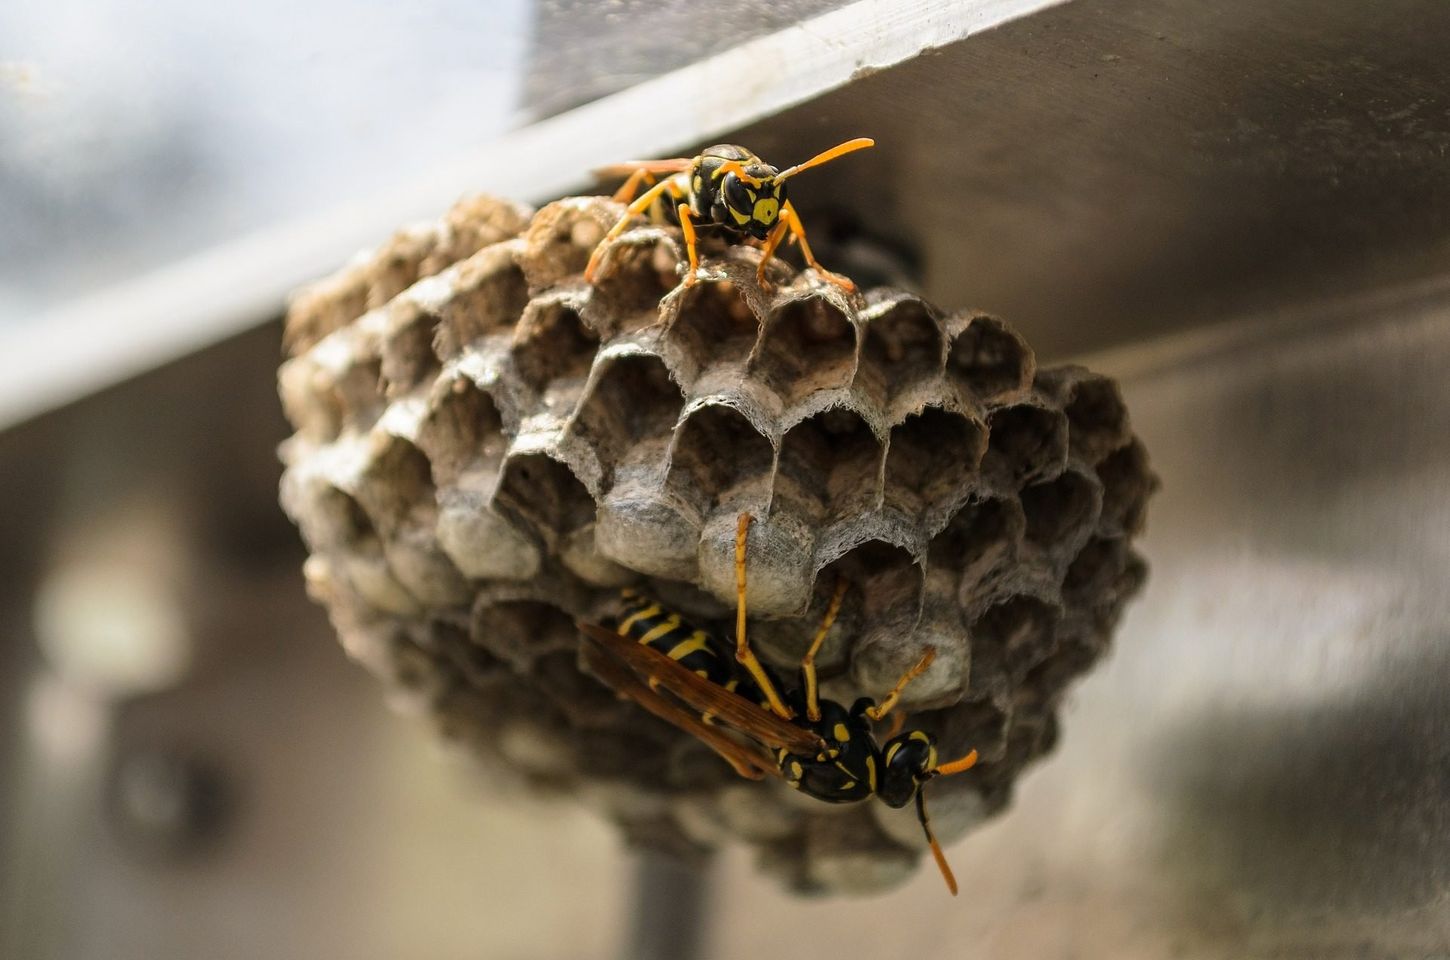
xmin=721 ymin=165 xmax=785 ymax=240
xmin=878 ymin=728 xmax=938 ymax=808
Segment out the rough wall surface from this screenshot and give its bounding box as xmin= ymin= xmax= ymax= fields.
xmin=278 ymin=194 xmax=1155 ymax=894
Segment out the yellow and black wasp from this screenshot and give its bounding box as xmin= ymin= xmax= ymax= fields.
xmin=583 ymin=138 xmax=875 ymax=293
xmin=578 ymin=513 xmax=979 ymax=895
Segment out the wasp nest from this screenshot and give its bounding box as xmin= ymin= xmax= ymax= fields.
xmin=278 ymin=193 xmax=1154 ymax=895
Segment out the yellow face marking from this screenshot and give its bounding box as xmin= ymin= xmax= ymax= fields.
xmin=639 ymin=614 xmax=683 ymax=645
xmin=618 ymin=603 xmax=662 ymax=632
xmin=752 ymin=197 xmax=780 ymax=224
xmin=729 ymin=206 xmax=751 ymax=225
xmin=789 ymin=761 xmax=804 ymax=781
xmin=693 ymin=174 xmax=703 ymax=194
xmin=833 ymin=723 xmax=850 ymax=743
xmin=866 ymin=754 xmax=877 ymax=792
xmin=885 ymin=742 xmax=902 ymax=766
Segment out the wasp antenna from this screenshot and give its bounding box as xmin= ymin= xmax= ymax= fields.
xmin=935 ymin=748 xmax=980 ymax=778
xmin=916 ymin=789 xmax=959 ymax=896
xmin=775 ymin=137 xmax=875 ymax=182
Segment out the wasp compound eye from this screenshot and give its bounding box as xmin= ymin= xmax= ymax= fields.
xmin=723 ymin=173 xmax=753 ymax=213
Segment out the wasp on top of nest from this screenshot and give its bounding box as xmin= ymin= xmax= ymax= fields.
xmin=585 ymin=137 xmax=874 ymax=293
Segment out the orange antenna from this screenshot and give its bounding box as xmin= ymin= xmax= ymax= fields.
xmin=916 ymin=790 xmax=958 ymax=896
xmin=935 ymin=749 xmax=979 ymax=778
xmin=775 ymin=137 xmax=875 ymax=183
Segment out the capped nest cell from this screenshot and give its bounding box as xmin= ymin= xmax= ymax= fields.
xmin=278 ymin=193 xmax=1156 ymax=895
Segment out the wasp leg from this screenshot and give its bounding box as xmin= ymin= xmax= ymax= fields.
xmin=612 ymin=168 xmax=657 ymax=204
xmin=755 ymin=218 xmax=790 ymax=289
xmin=782 ymin=200 xmax=855 ymax=293
xmin=734 ymin=513 xmax=795 ymax=720
xmin=584 ymin=175 xmax=680 ymax=284
xmin=916 ymin=789 xmax=959 ymax=896
xmin=800 ymin=579 xmax=849 ymax=722
xmin=677 ymin=202 xmax=700 ymax=286
xmin=864 ymin=647 xmax=936 ymax=722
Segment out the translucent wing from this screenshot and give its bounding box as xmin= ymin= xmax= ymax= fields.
xmin=593 ymin=159 xmax=694 ymax=178
xmin=581 ymin=639 xmax=778 ymax=780
xmin=578 ymin=621 xmax=825 ymax=756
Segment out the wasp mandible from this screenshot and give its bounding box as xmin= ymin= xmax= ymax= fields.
xmin=584 ymin=138 xmax=875 ymax=293
xmin=579 ymin=513 xmax=979 ymax=895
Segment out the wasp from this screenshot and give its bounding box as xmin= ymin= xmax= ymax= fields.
xmin=578 ymin=513 xmax=979 ymax=895
xmin=583 ymin=138 xmax=875 ymax=293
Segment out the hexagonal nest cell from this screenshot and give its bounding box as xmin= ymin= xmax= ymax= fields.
xmin=278 ymin=193 xmax=1157 ymax=896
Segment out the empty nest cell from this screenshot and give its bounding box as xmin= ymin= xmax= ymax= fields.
xmin=1020 ymin=468 xmax=1101 ymax=555
xmin=1096 ymin=438 xmax=1155 ymax=537
xmin=968 ymin=594 xmax=1062 ymax=694
xmin=883 ymin=406 xmax=986 ymax=524
xmin=568 ymin=352 xmax=684 ymax=490
xmin=380 ymin=299 xmax=444 ymax=397
xmin=355 ymin=434 xmax=437 ymax=535
xmin=664 ymin=279 xmax=762 ymax=378
xmin=856 ymin=297 xmax=946 ymax=414
xmin=511 ymin=298 xmax=601 ymax=400
xmin=432 ymin=246 xmax=530 ymax=358
xmin=946 ymin=314 xmax=1034 ymax=403
xmin=665 ymin=403 xmax=775 ymax=514
xmin=930 ymin=495 xmax=1026 ymax=596
xmin=495 ymin=453 xmax=596 ymax=543
xmin=982 ymin=403 xmax=1068 ymax=487
xmin=416 ymin=379 xmax=506 ymax=486
xmin=1060 ymin=371 xmax=1131 ymax=465
xmin=773 ymin=408 xmax=883 ymax=526
xmin=750 ymin=296 xmax=857 ymax=405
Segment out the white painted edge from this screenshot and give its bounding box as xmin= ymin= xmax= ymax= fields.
xmin=0 ymin=0 xmax=1065 ymax=429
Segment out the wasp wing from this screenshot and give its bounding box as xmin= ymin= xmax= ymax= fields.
xmin=593 ymin=159 xmax=694 ymax=178
xmin=578 ymin=621 xmax=825 ymax=756
xmin=581 ymin=640 xmax=778 ymax=780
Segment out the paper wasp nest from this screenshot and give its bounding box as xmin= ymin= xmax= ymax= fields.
xmin=279 ymin=194 xmax=1154 ymax=895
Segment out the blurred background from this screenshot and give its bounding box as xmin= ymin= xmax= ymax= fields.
xmin=3 ymin=0 xmax=1450 ymax=957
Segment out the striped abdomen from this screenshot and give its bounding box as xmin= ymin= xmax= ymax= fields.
xmin=613 ymin=589 xmax=760 ymax=703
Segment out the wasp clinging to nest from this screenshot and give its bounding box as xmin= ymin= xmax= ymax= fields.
xmin=578 ymin=513 xmax=979 ymax=895
xmin=584 ymin=137 xmax=874 ymax=293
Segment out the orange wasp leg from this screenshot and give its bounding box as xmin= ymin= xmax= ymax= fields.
xmin=584 ymin=174 xmax=686 ymax=284
xmin=800 ymin=580 xmax=849 ymax=722
xmin=734 ymin=513 xmax=794 ymax=720
xmin=782 ymin=200 xmax=855 ymax=294
xmin=865 ymin=647 xmax=936 ymax=722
